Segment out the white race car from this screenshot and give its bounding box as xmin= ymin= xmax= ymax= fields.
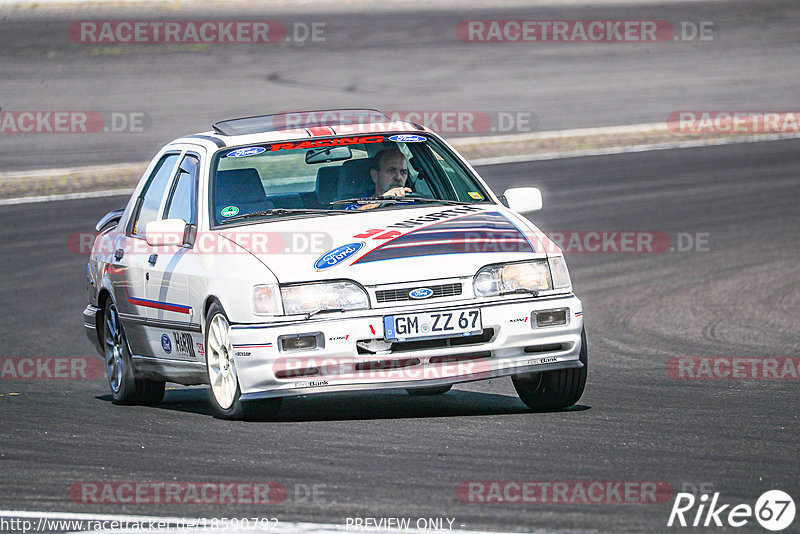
xmin=83 ymin=109 xmax=586 ymax=419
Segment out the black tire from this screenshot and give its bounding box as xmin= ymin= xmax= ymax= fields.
xmin=103 ymin=299 xmax=138 ymax=405
xmin=204 ymin=301 xmax=282 ymax=421
xmin=135 ymin=379 xmax=165 ymax=406
xmin=512 ymin=328 xmax=588 ymax=411
xmin=103 ymin=299 xmax=165 ymax=406
xmin=406 ymin=384 xmax=453 ymax=396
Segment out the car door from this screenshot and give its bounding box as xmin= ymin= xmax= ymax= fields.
xmin=144 ymin=152 xmax=204 ymax=362
xmin=111 ymin=151 xmax=181 ymax=358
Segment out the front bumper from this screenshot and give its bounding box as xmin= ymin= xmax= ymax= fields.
xmin=83 ymin=305 xmax=103 ymax=356
xmin=231 ymin=295 xmax=583 ymax=401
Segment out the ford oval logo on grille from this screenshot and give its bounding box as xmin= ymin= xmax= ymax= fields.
xmin=409 ymin=287 xmax=434 ymax=299
xmin=314 ymin=242 xmax=364 ymax=270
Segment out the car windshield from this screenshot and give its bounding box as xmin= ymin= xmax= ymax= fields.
xmin=209 ymin=133 xmax=491 ymax=225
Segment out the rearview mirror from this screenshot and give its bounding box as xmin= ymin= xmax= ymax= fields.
xmin=502 ymin=187 xmax=543 ymax=213
xmin=145 ymin=219 xmax=188 ymax=246
xmin=306 ymin=146 xmax=352 ymax=164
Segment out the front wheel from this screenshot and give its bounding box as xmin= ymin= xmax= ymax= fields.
xmin=204 ymin=302 xmax=281 ymax=420
xmin=512 ymin=328 xmax=587 ymax=411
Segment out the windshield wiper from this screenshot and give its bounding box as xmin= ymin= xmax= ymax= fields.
xmin=405 ymin=198 xmax=475 ymax=206
xmin=226 ymin=208 xmax=333 ymax=222
xmin=329 ymin=196 xmax=406 ymax=205
xmin=330 ymin=197 xmax=474 ymax=206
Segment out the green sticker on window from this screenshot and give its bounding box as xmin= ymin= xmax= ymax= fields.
xmin=221 ymin=206 xmax=239 ymax=218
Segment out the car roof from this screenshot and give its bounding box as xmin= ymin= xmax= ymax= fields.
xmin=170 ymin=109 xmax=434 ymax=150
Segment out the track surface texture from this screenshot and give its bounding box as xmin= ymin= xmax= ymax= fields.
xmin=1 ymin=0 xmax=799 ymax=532
xmin=1 ymin=139 xmax=798 ymax=532
xmin=0 ymin=0 xmax=799 ymax=169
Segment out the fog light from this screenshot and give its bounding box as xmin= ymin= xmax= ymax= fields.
xmin=534 ymin=309 xmax=568 ymax=327
xmin=280 ymin=334 xmax=319 ymax=352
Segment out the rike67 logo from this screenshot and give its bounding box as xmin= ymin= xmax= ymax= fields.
xmin=668 ymin=490 xmax=795 ymax=531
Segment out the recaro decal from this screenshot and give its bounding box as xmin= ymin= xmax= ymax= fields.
xmin=353 ymin=211 xmax=536 ymax=264
xmin=353 ymin=206 xmax=484 ymax=240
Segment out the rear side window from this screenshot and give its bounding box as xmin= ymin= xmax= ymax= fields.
xmin=165 ymin=154 xmax=199 ymax=224
xmin=131 ymin=153 xmax=180 ymax=236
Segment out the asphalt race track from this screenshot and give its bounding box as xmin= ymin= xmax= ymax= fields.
xmin=1 ymin=139 xmax=798 ymax=533
xmin=1 ymin=0 xmax=800 ymax=169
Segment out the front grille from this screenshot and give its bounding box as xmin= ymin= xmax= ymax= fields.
xmin=375 ymin=283 xmax=462 ymax=303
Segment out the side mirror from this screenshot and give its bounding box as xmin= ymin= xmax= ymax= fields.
xmin=502 ymin=187 xmax=543 ymax=213
xmin=145 ymin=218 xmax=188 ymax=246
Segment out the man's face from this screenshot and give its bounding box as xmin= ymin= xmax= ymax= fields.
xmin=371 ymin=151 xmax=409 ymax=195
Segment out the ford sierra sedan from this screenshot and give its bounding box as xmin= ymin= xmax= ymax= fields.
xmin=83 ymin=109 xmax=587 ymax=420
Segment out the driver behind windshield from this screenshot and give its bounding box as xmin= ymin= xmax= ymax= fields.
xmin=344 ymin=148 xmax=412 ymax=211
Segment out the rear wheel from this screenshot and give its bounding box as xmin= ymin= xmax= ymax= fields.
xmin=512 ymin=328 xmax=587 ymax=411
xmin=205 ymin=302 xmax=281 ymax=420
xmin=136 ymin=379 xmax=165 ymax=406
xmin=103 ymin=299 xmax=165 ymax=405
xmin=406 ymin=385 xmax=452 ymax=396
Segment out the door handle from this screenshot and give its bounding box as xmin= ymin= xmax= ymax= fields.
xmin=114 ymin=248 xmax=124 ymax=261
xmin=148 ymin=254 xmax=158 ymax=265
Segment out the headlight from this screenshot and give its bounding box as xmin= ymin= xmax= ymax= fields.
xmin=252 ymin=284 xmax=282 ymax=315
xmin=473 ymin=260 xmax=552 ymax=297
xmin=281 ymin=281 xmax=369 ymax=316
xmin=548 ymin=255 xmax=572 ymax=290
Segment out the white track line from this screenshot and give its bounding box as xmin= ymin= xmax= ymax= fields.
xmin=2 ymin=125 xmax=799 ymax=206
xmin=0 ymin=510 xmax=550 ymax=534
xmin=468 ymin=132 xmax=800 ymax=167
xmin=451 ymin=122 xmax=668 ymax=146
xmin=0 ymin=188 xmax=133 ymax=206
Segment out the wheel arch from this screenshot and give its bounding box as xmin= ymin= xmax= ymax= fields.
xmin=202 ymin=295 xmax=224 ymax=330
xmin=95 ymin=288 xmax=112 ymax=347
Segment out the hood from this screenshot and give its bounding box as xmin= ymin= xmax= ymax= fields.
xmin=220 ymin=204 xmax=549 ymax=286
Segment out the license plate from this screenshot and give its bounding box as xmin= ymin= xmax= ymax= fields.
xmin=383 ymin=308 xmax=482 ymax=341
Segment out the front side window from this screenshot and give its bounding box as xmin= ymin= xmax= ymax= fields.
xmin=131 ymin=153 xmax=180 ymax=236
xmin=165 ymin=154 xmax=199 ymax=224
xmin=209 ymin=134 xmax=491 ymax=225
